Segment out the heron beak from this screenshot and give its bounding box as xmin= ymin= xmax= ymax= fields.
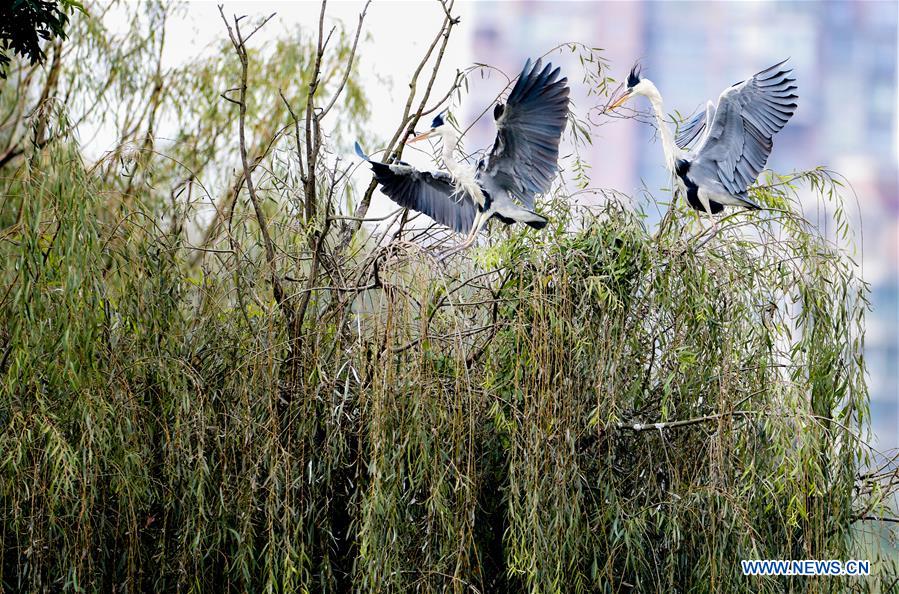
xmin=609 ymin=90 xmax=633 ymax=110
xmin=407 ymin=129 xmax=435 ymax=144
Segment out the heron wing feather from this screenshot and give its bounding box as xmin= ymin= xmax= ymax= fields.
xmin=356 ymin=143 xmax=477 ymax=234
xmin=675 ymin=100 xmax=716 ymax=149
xmin=482 ymin=58 xmax=570 ymax=209
xmin=693 ymin=59 xmax=798 ymax=196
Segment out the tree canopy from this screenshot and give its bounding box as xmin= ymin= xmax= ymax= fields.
xmin=0 ymin=0 xmax=82 ymax=79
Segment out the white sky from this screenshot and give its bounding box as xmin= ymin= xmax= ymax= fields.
xmin=163 ymin=1 xmax=474 ymax=142
xmin=92 ymin=1 xmax=477 ymax=220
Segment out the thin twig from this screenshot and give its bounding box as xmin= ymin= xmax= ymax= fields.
xmin=319 ymin=0 xmax=371 ymax=119
xmin=218 ymin=5 xmax=291 ymax=319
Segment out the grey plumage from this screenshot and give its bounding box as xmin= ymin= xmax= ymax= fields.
xmin=675 ymin=100 xmax=716 ymax=150
xmin=682 ymin=59 xmax=799 ymax=208
xmin=354 ymin=142 xmax=477 ymax=234
xmin=356 ymin=58 xmax=569 ymax=250
xmin=615 ymin=59 xmax=797 ymax=216
xmin=482 ymin=58 xmax=570 ymax=210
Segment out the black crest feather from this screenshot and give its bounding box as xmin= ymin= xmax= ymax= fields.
xmin=627 ymin=63 xmax=642 ymax=88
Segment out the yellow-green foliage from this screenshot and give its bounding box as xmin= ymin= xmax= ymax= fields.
xmin=0 ymin=136 xmax=891 ymax=591
xmin=0 ymin=3 xmax=894 ymax=593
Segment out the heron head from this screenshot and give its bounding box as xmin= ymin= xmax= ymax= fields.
xmin=408 ymin=110 xmax=451 ymax=143
xmin=626 ymin=63 xmax=642 ymax=88
xmin=610 ymin=63 xmax=652 ymax=109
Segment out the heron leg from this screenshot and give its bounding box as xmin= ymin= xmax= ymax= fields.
xmin=692 ymin=198 xmax=719 ymax=249
xmin=695 ymin=222 xmax=719 ymax=249
xmin=700 ymin=194 xmax=713 ymax=220
xmin=687 ymin=194 xmax=718 ymax=247
xmin=463 ymin=210 xmax=486 ymax=245
xmin=439 ymin=210 xmax=488 ymax=261
xmin=706 ymin=198 xmax=720 ymax=236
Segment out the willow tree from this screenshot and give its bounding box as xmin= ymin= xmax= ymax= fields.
xmin=0 ymin=1 xmax=895 ymax=593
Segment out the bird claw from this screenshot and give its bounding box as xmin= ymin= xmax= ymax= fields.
xmin=692 ymin=221 xmax=719 ymax=249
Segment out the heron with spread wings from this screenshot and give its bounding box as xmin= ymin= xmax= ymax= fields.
xmin=355 ymin=58 xmax=570 ymax=258
xmin=610 ymin=60 xmax=798 ymax=223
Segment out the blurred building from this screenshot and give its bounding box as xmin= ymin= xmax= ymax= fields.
xmin=470 ymin=1 xmax=898 ymax=448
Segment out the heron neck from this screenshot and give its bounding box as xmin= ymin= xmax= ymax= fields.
xmin=438 ymin=128 xmax=460 ymax=172
xmin=436 ymin=127 xmax=483 ymax=204
xmin=645 ymin=88 xmax=679 ymax=174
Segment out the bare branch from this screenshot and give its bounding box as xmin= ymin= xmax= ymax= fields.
xmin=301 ymin=0 xmax=330 ymax=222
xmin=421 ymin=68 xmax=463 ymax=117
xmin=244 ymin=12 xmax=277 ymax=44
xmin=342 ymin=1 xmax=459 ymax=244
xmin=329 ymin=207 xmax=404 ymax=223
xmin=617 ymin=411 xmax=758 ymax=432
xmin=319 ymin=0 xmax=371 ymax=119
xmin=279 ymin=89 xmax=306 ymax=182
xmin=218 ymin=5 xmax=291 ymax=319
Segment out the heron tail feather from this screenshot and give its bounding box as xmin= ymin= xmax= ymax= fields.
xmin=354 ymin=141 xmax=369 ymax=161
xmin=737 ymin=193 xmax=762 ymax=210
xmin=525 ymin=214 xmax=548 ymax=230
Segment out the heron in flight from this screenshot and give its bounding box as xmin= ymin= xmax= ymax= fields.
xmin=355 ymin=58 xmax=570 ymax=258
xmin=610 ymin=60 xmax=798 ymax=222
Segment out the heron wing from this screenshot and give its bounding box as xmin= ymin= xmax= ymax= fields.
xmin=482 ymin=58 xmax=570 ymax=209
xmin=693 ymin=59 xmax=798 ymax=195
xmin=355 ymin=142 xmax=477 ymax=234
xmin=675 ymin=100 xmax=716 ymax=149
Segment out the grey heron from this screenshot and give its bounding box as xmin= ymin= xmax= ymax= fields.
xmin=355 ymin=58 xmax=570 ymax=258
xmin=610 ymin=60 xmax=798 ymax=221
